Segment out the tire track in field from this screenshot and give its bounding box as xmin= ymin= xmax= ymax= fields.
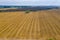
xmin=15 ymin=15 xmax=30 ymax=38
xmin=48 ymin=14 xmax=60 ymax=35
xmin=0 ymin=24 xmax=13 ymax=34
xmin=39 ymin=13 xmax=44 ymax=37
xmin=43 ymin=13 xmax=60 ymax=39
xmin=5 ymin=14 xmax=25 ymax=38
xmin=35 ymin=13 xmax=41 ymax=39
xmin=0 ymin=24 xmax=14 ymax=38
xmin=38 ymin=12 xmax=47 ymax=37
xmin=0 ymin=13 xmax=25 ymax=38
xmin=0 ymin=23 xmax=8 ymax=31
xmin=17 ymin=14 xmax=32 ymax=38
xmin=44 ymin=16 xmax=58 ymax=39
xmin=44 ymin=13 xmax=56 ymax=36
xmin=50 ymin=13 xmax=60 ymax=34
xmin=47 ymin=15 xmax=60 ymax=36
xmin=1 ymin=13 xmax=25 ymax=37
xmin=19 ymin=14 xmax=32 ymax=34
xmin=24 ymin=13 xmax=34 ymax=39
xmin=0 ymin=11 xmax=60 ymax=40
xmin=7 ymin=15 xmax=27 ymax=38
xmin=25 ymin=14 xmax=34 ymax=39
xmin=30 ymin=13 xmax=35 ymax=39
xmin=32 ymin=13 xmax=40 ymax=39
xmin=37 ymin=12 xmax=42 ymax=38
xmin=18 ymin=13 xmax=34 ymax=39
xmin=11 ymin=14 xmax=30 ymax=38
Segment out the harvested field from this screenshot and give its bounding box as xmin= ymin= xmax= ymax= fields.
xmin=0 ymin=9 xmax=60 ymax=40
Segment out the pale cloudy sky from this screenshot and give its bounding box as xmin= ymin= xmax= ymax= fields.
xmin=0 ymin=0 xmax=60 ymax=6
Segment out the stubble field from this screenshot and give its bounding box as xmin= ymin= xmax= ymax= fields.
xmin=0 ymin=9 xmax=60 ymax=40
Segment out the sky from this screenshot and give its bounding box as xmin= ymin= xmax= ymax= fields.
xmin=0 ymin=0 xmax=60 ymax=6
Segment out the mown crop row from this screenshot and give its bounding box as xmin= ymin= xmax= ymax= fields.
xmin=0 ymin=11 xmax=60 ymax=40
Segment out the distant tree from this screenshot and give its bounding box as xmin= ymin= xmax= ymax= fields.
xmin=25 ymin=10 xmax=31 ymax=13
